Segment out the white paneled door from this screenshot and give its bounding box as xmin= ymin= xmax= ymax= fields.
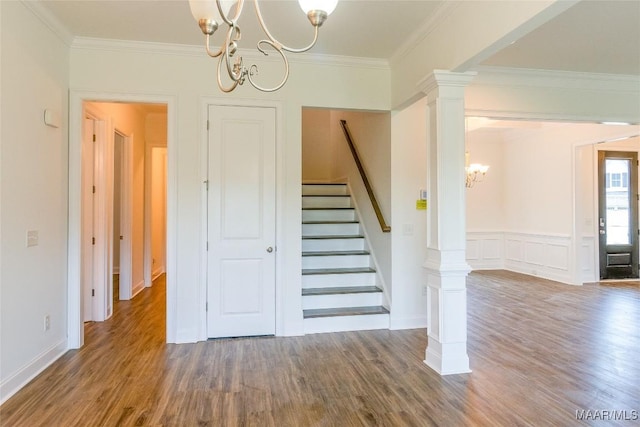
xmin=207 ymin=105 xmax=276 ymax=338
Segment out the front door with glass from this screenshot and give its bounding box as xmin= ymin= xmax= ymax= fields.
xmin=598 ymin=151 xmax=639 ymax=280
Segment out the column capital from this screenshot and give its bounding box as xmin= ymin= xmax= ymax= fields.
xmin=417 ymin=70 xmax=477 ymax=97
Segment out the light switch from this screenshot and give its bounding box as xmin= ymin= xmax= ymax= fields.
xmin=26 ymin=230 xmax=39 ymax=247
xmin=403 ymin=223 xmax=414 ymax=236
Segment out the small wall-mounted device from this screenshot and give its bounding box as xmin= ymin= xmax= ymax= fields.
xmin=43 ymin=109 xmax=60 ymax=128
xmin=419 ymin=189 xmax=428 ymax=200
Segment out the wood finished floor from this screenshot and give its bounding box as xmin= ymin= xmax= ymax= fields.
xmin=1 ymin=271 xmax=639 ymax=426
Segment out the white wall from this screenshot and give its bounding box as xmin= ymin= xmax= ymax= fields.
xmin=150 ymin=147 xmax=167 ymax=278
xmin=301 ymin=108 xmax=337 ymax=182
xmin=70 ymin=40 xmax=391 ymax=342
xmin=0 ymin=1 xmax=70 ymax=403
xmin=330 ymin=110 xmax=392 ymax=295
xmin=144 ymin=111 xmax=168 ymax=284
xmin=389 ymin=97 xmax=428 ymax=329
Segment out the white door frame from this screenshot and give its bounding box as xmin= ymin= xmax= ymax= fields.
xmin=115 ymin=130 xmax=134 ymax=300
xmin=199 ymin=97 xmax=284 ymax=340
xmin=68 ymin=91 xmax=177 ymax=348
xmin=82 ymin=105 xmax=113 ymax=321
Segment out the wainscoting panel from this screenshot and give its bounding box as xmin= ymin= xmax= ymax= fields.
xmin=504 ymin=232 xmax=572 ymax=284
xmin=581 ymin=236 xmax=597 ymax=283
xmin=466 ymin=232 xmax=504 ymax=270
xmin=467 ymin=231 xmax=574 ymax=284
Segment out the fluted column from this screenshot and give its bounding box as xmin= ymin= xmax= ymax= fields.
xmin=418 ymin=70 xmax=476 ymax=375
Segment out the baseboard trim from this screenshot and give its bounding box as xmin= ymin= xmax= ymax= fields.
xmin=0 ymin=339 xmax=67 ymax=405
xmin=151 ymin=268 xmax=165 ymax=282
xmin=132 ymin=280 xmax=145 ymax=298
xmin=389 ymin=316 xmax=427 ymax=330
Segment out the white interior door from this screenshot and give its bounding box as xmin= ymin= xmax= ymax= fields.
xmin=81 ymin=119 xmax=95 ymax=322
xmin=207 ymin=105 xmax=276 ymax=338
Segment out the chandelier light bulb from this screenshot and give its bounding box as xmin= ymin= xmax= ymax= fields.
xmin=189 ymin=0 xmax=236 ymax=27
xmin=298 ymin=0 xmax=339 ymax=15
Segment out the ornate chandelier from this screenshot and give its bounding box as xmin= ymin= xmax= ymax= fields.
xmin=465 ymin=152 xmax=489 ymax=188
xmin=189 ymin=0 xmax=338 ymax=92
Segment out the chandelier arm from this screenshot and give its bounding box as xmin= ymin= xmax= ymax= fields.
xmin=218 ymin=0 xmax=244 ymax=26
xmin=223 ymin=25 xmax=244 ymax=82
xmin=205 ymin=34 xmax=224 ymax=58
xmin=245 ymin=40 xmax=290 ymax=92
xmin=217 ymin=53 xmax=240 ymax=93
xmin=253 ymin=0 xmax=320 ymax=53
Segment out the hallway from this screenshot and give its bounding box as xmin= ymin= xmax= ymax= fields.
xmin=1 ymin=272 xmax=638 ymax=425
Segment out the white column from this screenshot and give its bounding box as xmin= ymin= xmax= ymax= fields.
xmin=418 ymin=70 xmax=476 ymax=375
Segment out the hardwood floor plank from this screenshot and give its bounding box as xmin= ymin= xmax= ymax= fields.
xmin=1 ymin=272 xmax=639 ymax=426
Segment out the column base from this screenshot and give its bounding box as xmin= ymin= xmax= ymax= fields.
xmin=424 ymin=339 xmax=471 ymax=375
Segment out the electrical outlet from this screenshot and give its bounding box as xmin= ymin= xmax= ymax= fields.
xmin=44 ymin=315 xmax=50 ymax=331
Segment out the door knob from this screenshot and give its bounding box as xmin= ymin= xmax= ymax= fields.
xmin=266 ymin=247 xmax=273 ymax=253
xmin=600 ymin=230 xmax=606 ymax=235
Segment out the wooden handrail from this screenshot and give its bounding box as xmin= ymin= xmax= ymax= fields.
xmin=339 ymin=120 xmax=391 ymax=233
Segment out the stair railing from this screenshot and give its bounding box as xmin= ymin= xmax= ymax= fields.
xmin=339 ymin=120 xmax=391 ymax=233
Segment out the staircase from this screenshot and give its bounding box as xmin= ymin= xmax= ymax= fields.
xmin=302 ymin=183 xmax=389 ymax=334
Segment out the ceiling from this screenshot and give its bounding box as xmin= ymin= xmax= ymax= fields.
xmin=39 ymin=0 xmax=639 ymax=133
xmin=39 ymin=0 xmax=640 ymax=75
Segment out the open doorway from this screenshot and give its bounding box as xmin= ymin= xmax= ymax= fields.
xmin=80 ymin=101 xmax=168 ymax=327
xmin=465 ymin=117 xmax=640 ymax=284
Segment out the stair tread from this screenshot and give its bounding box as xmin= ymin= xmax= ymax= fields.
xmin=302 ymin=250 xmax=370 ymax=257
xmin=302 ymin=234 xmax=364 ymax=240
xmin=302 ymin=286 xmax=382 ymax=296
xmin=302 ymin=183 xmax=347 ymax=185
xmin=302 ymin=267 xmax=376 ymax=275
xmin=302 ymin=220 xmax=359 ymax=224
xmin=302 ymin=207 xmax=355 ymax=210
xmin=302 ymin=194 xmax=351 ymax=198
xmin=303 ymin=306 xmax=389 ymax=318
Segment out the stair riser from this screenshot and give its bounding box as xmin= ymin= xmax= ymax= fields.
xmin=302 ymin=272 xmax=376 ymax=288
xmin=303 ymin=313 xmax=390 ymax=334
xmin=302 ymin=223 xmax=360 ymax=236
xmin=302 ymin=255 xmax=371 ymax=270
xmin=302 ymin=209 xmax=356 ymax=222
xmin=302 ymin=238 xmax=365 ymax=252
xmin=302 ymin=293 xmax=382 ymax=310
xmin=302 ymin=184 xmax=348 ymax=196
xmin=302 ymin=197 xmax=352 ymax=209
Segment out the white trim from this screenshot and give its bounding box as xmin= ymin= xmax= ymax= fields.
xmin=0 ymin=339 xmax=67 ymax=405
xmin=70 ymin=37 xmax=389 ymax=70
xmin=68 ymin=91 xmax=178 ymax=348
xmin=466 ymin=231 xmax=576 ymax=284
xmin=118 ymin=132 xmax=133 ymax=298
xmin=199 ymin=97 xmax=285 ymax=340
xmin=390 ymin=1 xmax=460 ymax=64
xmin=473 ymin=66 xmax=640 ymax=94
xmin=389 ymin=316 xmax=427 ymax=331
xmin=20 ymin=0 xmax=73 ymax=46
xmin=132 ymin=280 xmax=145 ymax=298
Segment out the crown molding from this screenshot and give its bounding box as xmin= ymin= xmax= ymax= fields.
xmin=390 ymin=1 xmax=460 ymax=65
xmin=21 ymin=0 xmax=74 ymax=46
xmin=472 ymin=66 xmax=640 ymax=93
xmin=71 ymin=37 xmax=389 ymax=70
